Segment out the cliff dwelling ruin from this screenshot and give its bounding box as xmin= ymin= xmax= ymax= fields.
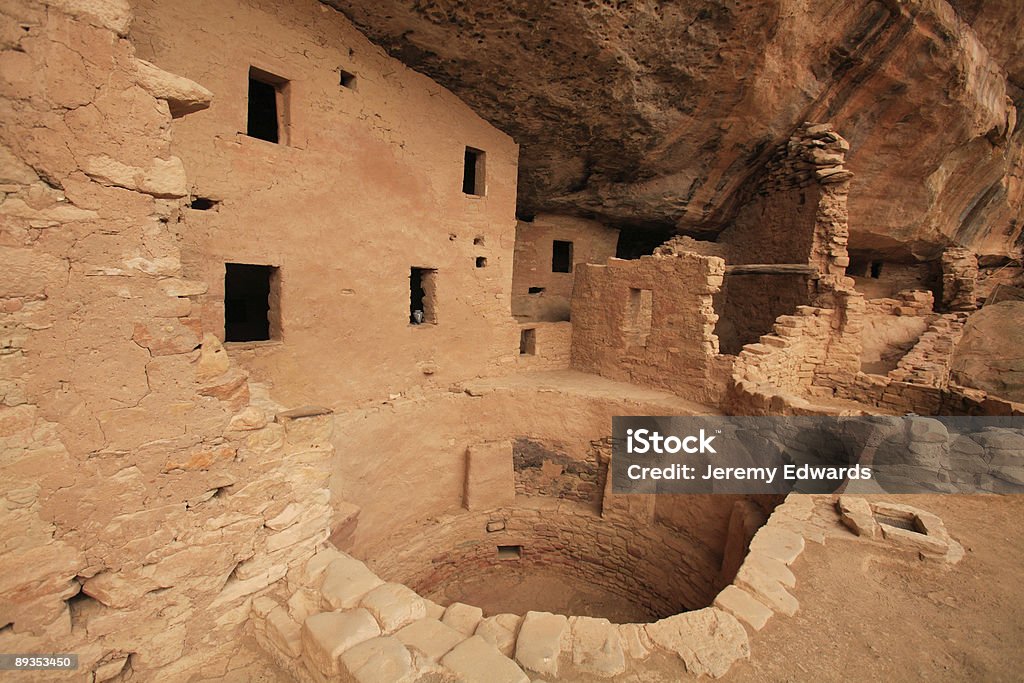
xmin=1 ymin=0 xmax=1023 ymax=681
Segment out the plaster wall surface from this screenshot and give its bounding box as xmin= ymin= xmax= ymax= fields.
xmin=511 ymin=214 xmax=619 ymax=322
xmin=131 ymin=0 xmax=522 ymax=409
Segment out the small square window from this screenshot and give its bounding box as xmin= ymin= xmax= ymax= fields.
xmin=339 ymin=69 xmax=357 ymax=89
xmin=225 ymin=263 xmax=279 ymax=342
xmin=552 ymin=240 xmax=573 ymax=273
xmin=463 ymin=147 xmax=486 ymax=196
xmin=528 ymin=287 xmax=545 ymax=295
xmin=476 ymin=256 xmax=487 ymax=268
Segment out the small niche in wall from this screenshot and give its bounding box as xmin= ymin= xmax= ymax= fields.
xmin=476 ymin=256 xmax=488 ymax=268
xmin=247 ymin=66 xmax=289 ymax=144
xmin=626 ymin=288 xmax=653 ymax=347
xmin=497 ymin=545 xmax=522 ymax=560
xmin=870 ymin=261 xmax=884 ymax=279
xmin=552 ymin=240 xmax=574 ymax=273
xmin=410 ymin=267 xmax=438 ymax=325
xmin=339 ymin=69 xmax=357 ymax=89
xmin=189 ymin=197 xmax=219 ymax=211
xmin=473 ymin=236 xmax=485 ymax=246
xmin=463 ymin=147 xmax=486 ymax=196
xmin=528 ymin=287 xmax=545 ymax=295
xmin=225 ymin=263 xmax=279 ymax=342
xmin=520 ymin=328 xmax=536 ymax=355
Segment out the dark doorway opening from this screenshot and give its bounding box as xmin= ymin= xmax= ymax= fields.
xmin=410 ymin=267 xmax=438 ymax=325
xmin=247 ymin=67 xmax=287 ymax=144
xmin=520 ymin=328 xmax=536 ymax=355
xmin=552 ymin=240 xmax=573 ymax=273
xmin=225 ymin=263 xmax=277 ymax=342
xmin=463 ymin=147 xmax=485 ymax=196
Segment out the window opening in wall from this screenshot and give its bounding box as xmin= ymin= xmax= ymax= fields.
xmin=476 ymin=256 xmax=488 ymax=268
xmin=625 ymin=288 xmax=653 ymax=347
xmin=463 ymin=147 xmax=486 ymax=196
xmin=339 ymin=69 xmax=357 ymax=89
xmin=497 ymin=545 xmax=522 ymax=560
xmin=225 ymin=263 xmax=278 ymax=342
xmin=474 ymin=236 xmax=485 ymax=246
xmin=520 ymin=328 xmax=536 ymax=355
xmin=528 ymin=287 xmax=545 ymax=294
xmin=410 ymin=267 xmax=438 ymax=325
xmin=552 ymin=240 xmax=574 ymax=273
xmin=870 ymin=261 xmax=884 ymax=278
xmin=247 ymin=67 xmax=288 ymax=144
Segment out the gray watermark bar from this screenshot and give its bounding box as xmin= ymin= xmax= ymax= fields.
xmin=612 ymin=416 xmax=1024 ymax=495
xmin=0 ymin=654 xmax=79 ymax=670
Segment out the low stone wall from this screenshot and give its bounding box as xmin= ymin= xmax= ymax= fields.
xmin=515 ymin=321 xmax=571 ymax=371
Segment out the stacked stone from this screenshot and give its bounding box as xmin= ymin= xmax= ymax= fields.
xmin=758 ymin=122 xmax=854 ymax=195
xmin=941 ymin=247 xmax=979 ymax=310
xmin=252 ymin=544 xmax=753 ymax=681
xmin=864 ymin=289 xmax=935 ymax=317
xmin=888 ymin=312 xmax=970 ymax=387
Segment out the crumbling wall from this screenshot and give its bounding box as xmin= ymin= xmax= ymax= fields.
xmin=130 ymin=0 xmax=522 ymax=410
xmin=0 ymin=1 xmax=334 ymax=678
xmin=714 ymin=123 xmax=854 ymax=352
xmin=941 ymin=247 xmax=980 ymax=310
xmin=512 ymin=214 xmax=619 ymax=322
xmin=569 ymin=253 xmax=726 ymax=404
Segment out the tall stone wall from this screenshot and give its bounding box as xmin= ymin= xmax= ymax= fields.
xmin=0 ymin=1 xmax=335 ymax=678
xmin=569 ymin=253 xmax=726 ymax=404
xmin=130 ymin=0 xmax=522 ymax=410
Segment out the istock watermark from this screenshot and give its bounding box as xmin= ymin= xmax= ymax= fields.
xmin=612 ymin=415 xmax=1024 ymax=495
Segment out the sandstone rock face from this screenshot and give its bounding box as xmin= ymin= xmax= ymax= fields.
xmin=330 ymin=0 xmax=1023 ymax=258
xmin=950 ymin=301 xmax=1024 ymax=401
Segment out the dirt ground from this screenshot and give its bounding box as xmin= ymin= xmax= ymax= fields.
xmin=728 ymin=494 xmax=1024 ymax=683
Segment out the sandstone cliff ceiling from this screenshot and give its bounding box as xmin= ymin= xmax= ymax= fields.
xmin=324 ymin=0 xmax=1024 ymax=259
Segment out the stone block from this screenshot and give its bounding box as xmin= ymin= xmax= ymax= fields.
xmin=464 ymin=441 xmax=515 ymax=510
xmin=266 ymin=605 xmax=302 ymax=657
xmin=475 ymin=613 xmax=522 ymax=657
xmin=569 ymin=616 xmax=625 ymax=677
xmin=301 ymin=609 xmax=381 ymax=676
xmin=442 ymin=635 xmax=530 ymax=683
xmin=442 ymin=601 xmax=483 ymax=636
xmin=713 ymin=585 xmax=773 ymax=631
xmin=395 ymin=618 xmax=466 ymax=661
xmin=320 ymin=554 xmax=384 ymax=610
xmin=837 ymin=495 xmax=878 ymax=538
xmin=515 ymin=611 xmax=568 ymax=677
xmin=359 ymin=582 xmax=426 ymax=633
xmin=339 ymin=636 xmax=413 ymax=683
xmin=644 ymin=608 xmax=749 ymax=678
xmin=748 ymin=525 xmax=805 ymax=565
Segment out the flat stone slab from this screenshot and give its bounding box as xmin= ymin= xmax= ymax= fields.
xmin=740 ymin=551 xmax=796 ymax=588
xmin=569 ymin=616 xmax=625 ymax=677
xmin=838 ymin=495 xmax=878 ymax=538
xmin=734 ymin=563 xmax=799 ymax=616
xmin=442 ymin=635 xmax=530 ymax=683
xmin=515 ymin=611 xmax=568 ymax=677
xmin=617 ymin=624 xmax=652 ymax=661
xmin=339 ymin=636 xmax=414 ymax=683
xmin=645 ymin=608 xmax=749 ymax=678
xmin=395 ymin=618 xmax=466 ymax=661
xmin=320 ymin=554 xmax=384 ymax=610
xmin=475 ymin=613 xmax=522 ymax=657
xmin=360 ymin=582 xmax=427 ymax=633
xmin=748 ymin=526 xmax=805 ymax=565
xmin=443 ymin=601 xmax=484 ymax=636
xmin=301 ymin=609 xmax=381 ymax=676
xmin=713 ymin=585 xmax=773 ymax=631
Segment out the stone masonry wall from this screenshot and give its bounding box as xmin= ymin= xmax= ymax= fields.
xmin=512 ymin=213 xmax=619 ymax=323
xmin=570 ymin=252 xmax=726 ymax=404
xmin=0 ymin=2 xmax=336 ymax=678
xmin=514 ymin=321 xmax=571 ymax=372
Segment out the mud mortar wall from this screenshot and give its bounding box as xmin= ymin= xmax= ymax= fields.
xmin=130 ymin=0 xmax=522 ymax=409
xmin=0 ymin=1 xmax=336 ymax=679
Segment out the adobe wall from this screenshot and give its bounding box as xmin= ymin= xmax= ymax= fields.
xmin=569 ymin=253 xmax=728 ymax=404
xmin=0 ymin=2 xmax=338 ymax=679
xmin=130 ymin=0 xmax=522 ymax=409
xmin=512 ymin=214 xmax=619 ymax=322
